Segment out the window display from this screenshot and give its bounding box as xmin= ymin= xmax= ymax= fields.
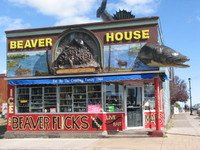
xmin=88 ymin=84 xmax=102 ymax=112
xmin=73 ymin=85 xmax=87 ymax=112
xmin=31 ymin=87 xmax=43 ymax=113
xmin=17 ymin=87 xmax=30 ymax=113
xmin=44 ymin=87 xmax=57 ymax=113
xmin=16 ymin=84 xmax=102 ymax=113
xmin=59 ymin=86 xmax=73 ymax=112
xmin=104 ymin=83 xmax=124 ymax=112
xmin=144 ymin=83 xmax=155 ymax=110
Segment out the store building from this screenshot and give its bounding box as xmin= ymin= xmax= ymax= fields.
xmin=5 ymin=17 xmax=170 ymax=137
xmin=0 ymin=74 xmax=8 ymax=116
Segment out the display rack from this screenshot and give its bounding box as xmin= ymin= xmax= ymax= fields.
xmin=17 ymin=87 xmax=30 ymax=113
xmin=87 ymin=84 xmax=102 ymax=112
xmin=31 ymin=87 xmax=43 ymax=113
xmin=44 ymin=86 xmax=57 ymax=113
xmin=59 ymin=86 xmax=73 ymax=112
xmin=105 ymin=94 xmax=123 ymax=112
xmin=105 ymin=84 xmax=123 ymax=112
xmin=73 ymin=85 xmax=87 ymax=112
xmin=16 ymin=84 xmax=103 ymax=113
xmin=88 ymin=84 xmax=101 ymax=105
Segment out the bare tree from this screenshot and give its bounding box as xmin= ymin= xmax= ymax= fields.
xmin=170 ymin=76 xmax=189 ymax=105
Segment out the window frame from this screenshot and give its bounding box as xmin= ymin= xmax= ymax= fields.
xmin=16 ymin=84 xmax=104 ymax=114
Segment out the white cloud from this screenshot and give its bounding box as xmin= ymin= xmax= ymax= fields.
xmin=0 ymin=69 xmax=6 ymax=74
xmin=9 ymin=0 xmax=99 ymax=25
xmin=0 ymin=16 xmax=30 ymax=30
xmin=0 ymin=16 xmax=30 ymax=43
xmin=55 ymin=17 xmax=100 ymax=26
xmin=9 ymin=0 xmax=159 ymax=26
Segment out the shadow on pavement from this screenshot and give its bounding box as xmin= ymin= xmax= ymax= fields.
xmin=0 ymin=118 xmax=7 ymax=139
xmin=0 ymin=124 xmax=6 ymax=139
xmin=193 ymin=117 xmax=200 ymax=119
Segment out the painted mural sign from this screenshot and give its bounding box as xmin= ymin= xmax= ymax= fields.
xmin=6 ymin=27 xmax=158 ymax=77
xmin=104 ymin=43 xmax=158 ymax=72
xmin=7 ymin=50 xmax=49 ymax=77
xmin=7 ymin=113 xmax=124 ymax=131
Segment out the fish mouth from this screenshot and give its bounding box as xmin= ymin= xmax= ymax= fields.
xmin=147 ymin=60 xmax=190 ymax=68
xmin=174 ymin=58 xmax=190 ymax=68
xmin=175 ymin=63 xmax=190 ymax=68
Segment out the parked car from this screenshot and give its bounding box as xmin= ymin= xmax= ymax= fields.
xmin=197 ymin=108 xmax=200 ymax=116
xmin=192 ymin=103 xmax=200 ymax=110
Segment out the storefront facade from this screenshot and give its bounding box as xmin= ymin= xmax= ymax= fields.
xmin=5 ymin=17 xmax=168 ymax=136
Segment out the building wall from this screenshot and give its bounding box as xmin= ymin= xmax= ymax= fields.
xmin=5 ymin=18 xmax=169 ymax=133
xmin=0 ymin=74 xmax=7 ymax=112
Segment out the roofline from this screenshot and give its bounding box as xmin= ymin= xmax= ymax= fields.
xmin=5 ymin=16 xmax=159 ymax=38
xmin=0 ymin=74 xmax=6 ymax=78
xmin=5 ymin=70 xmax=165 ymax=81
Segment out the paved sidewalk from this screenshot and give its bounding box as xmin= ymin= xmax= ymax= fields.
xmin=166 ymin=111 xmax=200 ymax=136
xmin=0 ymin=112 xmax=199 ymax=150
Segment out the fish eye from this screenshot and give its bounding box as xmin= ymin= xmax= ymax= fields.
xmin=172 ymin=52 xmax=179 ymax=56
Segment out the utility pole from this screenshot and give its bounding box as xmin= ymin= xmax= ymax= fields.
xmin=188 ymin=78 xmax=193 ymax=115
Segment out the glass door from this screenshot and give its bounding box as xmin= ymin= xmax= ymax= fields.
xmin=126 ymin=86 xmax=143 ymax=128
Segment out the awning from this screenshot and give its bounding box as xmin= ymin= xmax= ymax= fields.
xmin=8 ymin=73 xmax=159 ymax=85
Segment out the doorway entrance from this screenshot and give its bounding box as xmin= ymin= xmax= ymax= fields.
xmin=126 ymin=86 xmax=143 ymax=128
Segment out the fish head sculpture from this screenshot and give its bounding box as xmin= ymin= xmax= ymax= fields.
xmin=137 ymin=43 xmax=190 ymax=68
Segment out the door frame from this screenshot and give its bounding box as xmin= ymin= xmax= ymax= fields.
xmin=125 ymin=85 xmax=145 ymax=129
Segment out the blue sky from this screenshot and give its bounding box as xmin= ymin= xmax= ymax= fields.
xmin=0 ymin=0 xmax=200 ymax=105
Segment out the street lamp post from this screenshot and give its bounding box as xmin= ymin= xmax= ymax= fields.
xmin=188 ymin=78 xmax=193 ymax=115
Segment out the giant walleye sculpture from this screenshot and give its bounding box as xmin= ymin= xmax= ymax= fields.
xmin=138 ymin=44 xmax=189 ymax=68
xmin=97 ymin=0 xmax=190 ymax=68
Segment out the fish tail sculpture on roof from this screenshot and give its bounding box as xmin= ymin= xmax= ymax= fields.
xmin=96 ymin=0 xmax=135 ymax=21
xmin=137 ymin=43 xmax=190 ymax=68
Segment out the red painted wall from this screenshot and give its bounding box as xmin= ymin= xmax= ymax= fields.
xmin=144 ymin=111 xmax=164 ymax=128
xmin=7 ymin=113 xmax=125 ymax=132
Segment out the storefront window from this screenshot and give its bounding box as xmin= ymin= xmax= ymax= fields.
xmin=104 ymin=83 xmax=124 ymax=112
xmin=31 ymin=87 xmax=43 ymax=113
xmin=73 ymin=85 xmax=87 ymax=112
xmin=17 ymin=87 xmax=30 ymax=113
xmin=144 ymin=83 xmax=155 ymax=110
xmin=16 ymin=84 xmax=102 ymax=113
xmin=59 ymin=86 xmax=73 ymax=112
xmin=44 ymin=86 xmax=57 ymax=113
xmin=87 ymin=85 xmax=102 ymax=113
